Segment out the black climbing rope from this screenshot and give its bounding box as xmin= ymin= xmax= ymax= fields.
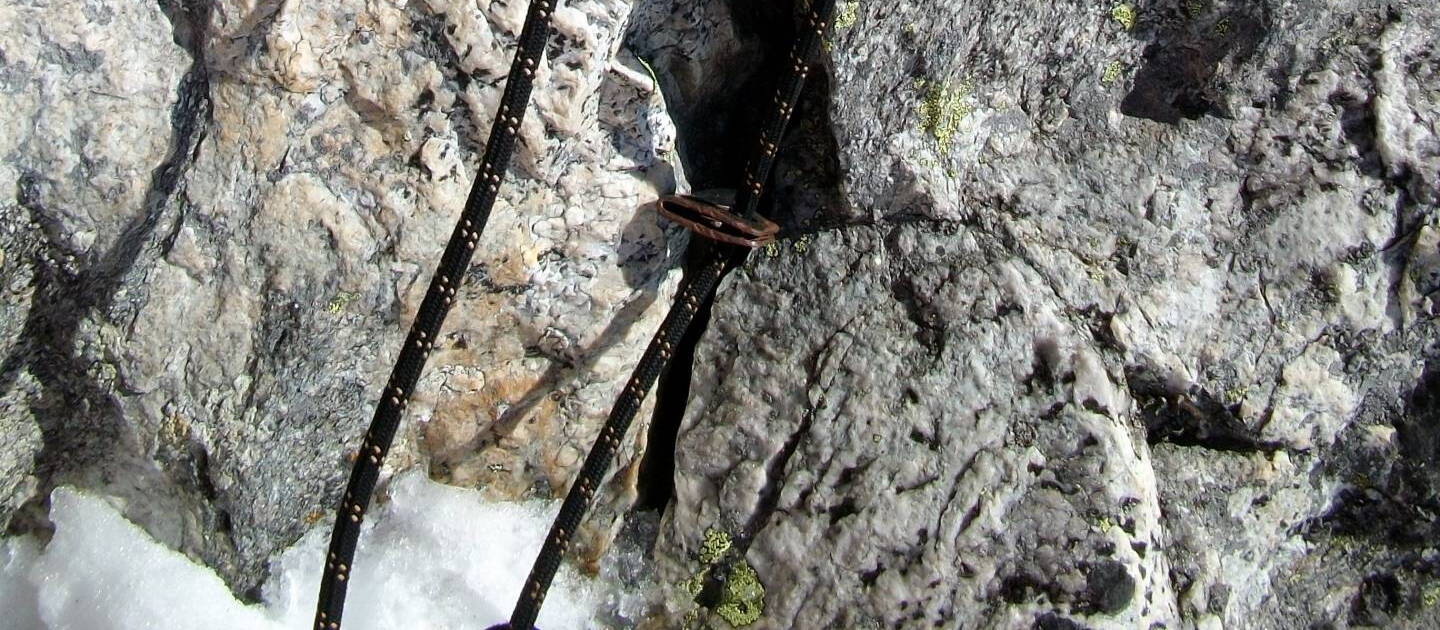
xmin=505 ymin=251 xmax=727 ymax=629
xmin=504 ymin=1 xmax=838 ymax=627
xmin=731 ymin=1 xmax=835 ymax=221
xmin=313 ymin=1 xmax=559 ymax=628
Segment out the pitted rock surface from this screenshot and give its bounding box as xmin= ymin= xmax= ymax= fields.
xmin=0 ymin=0 xmax=1436 ymax=626
xmin=638 ymin=0 xmax=1440 ymax=628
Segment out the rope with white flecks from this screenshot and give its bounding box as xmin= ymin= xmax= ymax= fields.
xmin=504 ymin=1 xmax=838 ymax=627
xmin=313 ymin=1 xmax=559 ymax=628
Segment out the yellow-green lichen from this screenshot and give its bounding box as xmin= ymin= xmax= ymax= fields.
xmin=835 ymin=2 xmax=859 ymax=29
xmin=1101 ymin=60 xmax=1125 ymax=85
xmin=1184 ymin=0 xmax=1207 ymax=19
xmin=683 ymin=609 xmax=703 ymax=628
xmin=326 ymin=291 xmax=357 ymax=314
xmin=1423 ymin=581 xmax=1440 ymax=608
xmin=792 ymin=235 xmax=812 ymax=254
xmin=699 ymin=528 xmax=733 ymax=565
xmin=681 ymin=569 xmax=707 ymax=597
xmin=715 ymin=562 xmax=765 ymax=626
xmin=678 ymin=528 xmax=767 ymax=627
xmin=1215 ymin=17 xmax=1232 ymax=35
xmin=1222 ymin=385 xmax=1249 ymax=406
xmin=1111 ymin=3 xmax=1137 ymax=30
xmin=917 ymin=79 xmax=972 ymax=148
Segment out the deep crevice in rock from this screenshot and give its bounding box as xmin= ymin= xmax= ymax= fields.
xmin=626 ymin=0 xmax=841 ymax=523
xmin=625 ymin=0 xmax=796 ymax=192
xmin=634 ymin=243 xmax=717 ymax=512
xmin=623 ymin=0 xmax=845 ymax=234
xmin=1350 ymin=572 xmax=1404 ymax=627
xmin=1125 ymin=365 xmax=1285 ymax=452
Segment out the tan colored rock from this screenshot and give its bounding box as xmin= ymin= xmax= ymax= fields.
xmin=1 ymin=0 xmax=685 ymax=592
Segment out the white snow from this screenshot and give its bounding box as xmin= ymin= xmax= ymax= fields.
xmin=0 ymin=471 xmax=614 ymax=629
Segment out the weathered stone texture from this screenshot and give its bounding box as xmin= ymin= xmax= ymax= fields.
xmin=1 ymin=0 xmax=191 ymax=531
xmin=0 ymin=0 xmax=1437 ymax=627
xmin=638 ymin=1 xmax=1440 ymax=628
xmin=1 ymin=0 xmax=685 ymax=591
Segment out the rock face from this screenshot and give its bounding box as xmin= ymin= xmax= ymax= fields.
xmin=1 ymin=0 xmax=1438 ymax=628
xmin=635 ymin=0 xmax=1440 ymax=628
xmin=1 ymin=0 xmax=193 ymax=545
xmin=1 ymin=0 xmax=686 ymax=593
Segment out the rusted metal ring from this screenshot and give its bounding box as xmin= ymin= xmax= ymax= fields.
xmin=654 ymin=194 xmax=779 ymax=248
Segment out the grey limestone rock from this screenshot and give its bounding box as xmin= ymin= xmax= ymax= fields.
xmin=0 ymin=0 xmax=192 ymax=532
xmin=0 ymin=0 xmax=1437 ymax=627
xmin=631 ymin=0 xmax=1440 ymax=628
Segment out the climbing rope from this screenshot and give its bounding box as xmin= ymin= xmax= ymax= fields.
xmin=312 ymin=1 xmax=559 ymax=628
xmin=505 ymin=1 xmax=838 ymax=627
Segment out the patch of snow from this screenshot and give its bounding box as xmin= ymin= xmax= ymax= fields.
xmin=0 ymin=471 xmax=615 ymax=629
